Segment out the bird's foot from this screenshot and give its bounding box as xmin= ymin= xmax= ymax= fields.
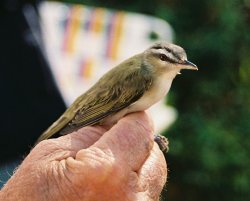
xmin=154 ymin=135 xmax=169 ymax=152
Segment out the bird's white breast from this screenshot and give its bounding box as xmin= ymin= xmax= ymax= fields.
xmin=129 ymin=75 xmax=174 ymax=112
xmin=102 ymin=72 xmax=177 ymax=126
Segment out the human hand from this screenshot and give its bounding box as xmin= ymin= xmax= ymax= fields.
xmin=0 ymin=112 xmax=167 ymax=201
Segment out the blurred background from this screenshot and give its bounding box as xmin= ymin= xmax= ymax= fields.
xmin=1 ymin=0 xmax=250 ymax=200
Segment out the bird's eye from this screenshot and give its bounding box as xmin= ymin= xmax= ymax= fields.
xmin=159 ymin=54 xmax=168 ymax=61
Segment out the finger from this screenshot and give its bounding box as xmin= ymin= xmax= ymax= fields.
xmin=77 ymin=112 xmax=155 ymax=171
xmin=58 ymin=125 xmax=108 ymax=150
xmin=137 ymin=143 xmax=167 ymax=200
xmin=33 ymin=125 xmax=108 ymax=160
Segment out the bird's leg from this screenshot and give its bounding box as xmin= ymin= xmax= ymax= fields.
xmin=154 ymin=135 xmax=169 ymax=152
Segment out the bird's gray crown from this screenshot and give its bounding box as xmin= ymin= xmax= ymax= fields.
xmin=149 ymin=41 xmax=187 ymax=64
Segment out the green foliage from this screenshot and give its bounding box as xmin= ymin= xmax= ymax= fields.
xmin=162 ymin=1 xmax=250 ymax=200
xmin=59 ymin=0 xmax=250 ymax=200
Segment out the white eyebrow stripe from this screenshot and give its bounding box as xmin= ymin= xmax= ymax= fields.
xmin=154 ymin=48 xmax=170 ymax=56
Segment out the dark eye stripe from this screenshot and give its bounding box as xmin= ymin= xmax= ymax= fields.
xmin=152 ymin=46 xmax=181 ymax=63
xmin=164 ymin=48 xmax=181 ymax=60
xmin=159 ymin=54 xmax=177 ymax=63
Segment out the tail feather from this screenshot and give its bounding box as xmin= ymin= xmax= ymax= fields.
xmin=36 ymin=116 xmax=70 ymax=144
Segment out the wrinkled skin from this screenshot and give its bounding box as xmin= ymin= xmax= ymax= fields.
xmin=0 ymin=112 xmax=167 ymax=201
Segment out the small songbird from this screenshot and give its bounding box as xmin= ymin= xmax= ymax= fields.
xmin=36 ymin=41 xmax=198 ymax=143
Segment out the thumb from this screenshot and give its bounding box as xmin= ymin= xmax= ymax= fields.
xmin=92 ymin=112 xmax=154 ymax=171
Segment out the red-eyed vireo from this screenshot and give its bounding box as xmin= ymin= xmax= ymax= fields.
xmin=36 ymin=42 xmax=198 ymax=143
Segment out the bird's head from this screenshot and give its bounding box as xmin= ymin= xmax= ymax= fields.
xmin=143 ymin=42 xmax=198 ymax=78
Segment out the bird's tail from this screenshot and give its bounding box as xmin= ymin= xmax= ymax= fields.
xmin=35 ymin=116 xmax=70 ymax=144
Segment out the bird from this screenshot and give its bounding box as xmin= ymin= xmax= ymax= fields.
xmin=36 ymin=41 xmax=198 ymax=143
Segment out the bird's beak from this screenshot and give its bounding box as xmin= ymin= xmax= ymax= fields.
xmin=180 ymin=60 xmax=198 ymax=70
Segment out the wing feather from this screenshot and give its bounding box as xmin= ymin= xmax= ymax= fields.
xmin=60 ymin=80 xmax=147 ymax=134
xmin=60 ymin=64 xmax=152 ymax=134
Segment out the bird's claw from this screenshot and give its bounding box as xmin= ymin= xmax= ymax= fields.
xmin=154 ymin=135 xmax=169 ymax=152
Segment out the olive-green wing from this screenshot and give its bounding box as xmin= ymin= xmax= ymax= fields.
xmin=60 ymin=67 xmax=152 ymax=134
xmin=59 ymin=89 xmax=144 ymax=135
